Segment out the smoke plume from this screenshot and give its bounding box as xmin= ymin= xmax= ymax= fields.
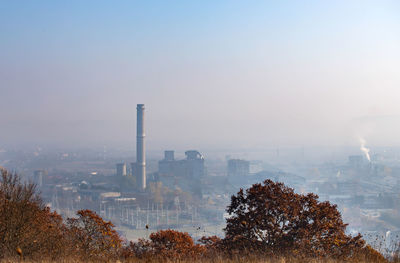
xmin=359 ymin=137 xmax=371 ymax=162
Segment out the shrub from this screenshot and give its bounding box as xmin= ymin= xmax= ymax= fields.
xmin=129 ymin=229 xmax=205 ymax=260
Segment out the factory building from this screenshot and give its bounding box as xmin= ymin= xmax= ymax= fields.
xmin=184 ymin=150 xmax=205 ymax=178
xmin=227 ymin=159 xmax=250 ymax=178
xmin=164 ymin=150 xmax=175 ymax=161
xmin=116 ymin=163 xmax=127 ymax=177
xmin=158 ymin=150 xmax=205 ymax=179
xmin=158 ymin=151 xmax=176 ymax=177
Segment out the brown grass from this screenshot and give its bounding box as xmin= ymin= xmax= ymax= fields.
xmin=0 ymin=258 xmax=398 ymax=263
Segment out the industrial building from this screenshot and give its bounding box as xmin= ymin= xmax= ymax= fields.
xmin=115 ymin=105 xmax=206 ymax=191
xmin=158 ymin=150 xmax=205 ymax=179
xmin=116 ymin=163 xmax=127 ymax=177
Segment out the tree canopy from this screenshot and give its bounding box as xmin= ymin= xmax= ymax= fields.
xmin=224 ymin=179 xmax=366 ymax=258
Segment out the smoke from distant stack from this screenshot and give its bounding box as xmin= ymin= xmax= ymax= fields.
xmin=359 ymin=137 xmax=371 ymax=162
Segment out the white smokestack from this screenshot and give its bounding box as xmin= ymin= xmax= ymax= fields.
xmin=137 ymin=104 xmax=146 ymax=191
xmin=359 ymin=137 xmax=371 ymax=162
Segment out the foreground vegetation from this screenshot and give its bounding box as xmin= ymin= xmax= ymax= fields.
xmin=0 ymin=169 xmax=395 ymax=262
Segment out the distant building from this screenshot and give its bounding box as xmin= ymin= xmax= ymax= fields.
xmin=184 ymin=150 xmax=205 ymax=178
xmin=126 ymin=163 xmax=133 ymax=176
xmin=158 ymin=151 xmax=176 ymax=177
xmin=158 ymin=150 xmax=205 ymax=179
xmin=116 ymin=163 xmax=127 ymax=177
xmin=228 ymin=159 xmax=250 ymax=178
xmin=164 ymin=150 xmax=174 ymax=161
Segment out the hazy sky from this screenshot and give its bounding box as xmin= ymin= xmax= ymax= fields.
xmin=1 ymin=1 xmax=400 ymax=150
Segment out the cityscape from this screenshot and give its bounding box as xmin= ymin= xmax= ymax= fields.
xmin=1 ymin=1 xmax=400 ymax=261
xmin=2 ymin=103 xmax=400 ymax=251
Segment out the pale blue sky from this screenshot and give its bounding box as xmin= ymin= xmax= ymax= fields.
xmin=1 ymin=1 xmax=400 ymax=149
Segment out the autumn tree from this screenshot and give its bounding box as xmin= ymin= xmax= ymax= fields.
xmin=66 ymin=209 xmax=122 ymax=260
xmin=0 ymin=169 xmax=69 ymax=259
xmin=223 ymin=179 xmax=367 ymax=258
xmin=129 ymin=229 xmax=204 ymax=260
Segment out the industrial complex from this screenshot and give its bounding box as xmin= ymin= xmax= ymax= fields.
xmin=3 ymin=104 xmax=400 ymax=248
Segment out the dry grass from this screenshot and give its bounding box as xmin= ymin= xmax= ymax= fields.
xmin=0 ymin=257 xmax=397 ymax=263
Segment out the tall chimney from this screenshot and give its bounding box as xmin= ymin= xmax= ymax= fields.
xmin=136 ymin=104 xmax=146 ymax=191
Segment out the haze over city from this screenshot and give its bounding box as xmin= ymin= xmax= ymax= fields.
xmin=3 ymin=1 xmax=400 ymax=261
xmin=1 ymin=1 xmax=400 ymax=151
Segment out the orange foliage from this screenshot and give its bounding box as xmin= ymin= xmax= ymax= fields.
xmin=0 ymin=169 xmax=68 ymax=259
xmin=128 ymin=229 xmax=205 ymax=260
xmin=223 ymin=179 xmax=367 ymax=259
xmin=66 ymin=209 xmax=123 ymax=260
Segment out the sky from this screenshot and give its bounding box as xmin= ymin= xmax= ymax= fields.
xmin=1 ymin=1 xmax=400 ymax=151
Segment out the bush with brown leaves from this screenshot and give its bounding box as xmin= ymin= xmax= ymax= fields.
xmin=127 ymin=229 xmax=205 ymax=260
